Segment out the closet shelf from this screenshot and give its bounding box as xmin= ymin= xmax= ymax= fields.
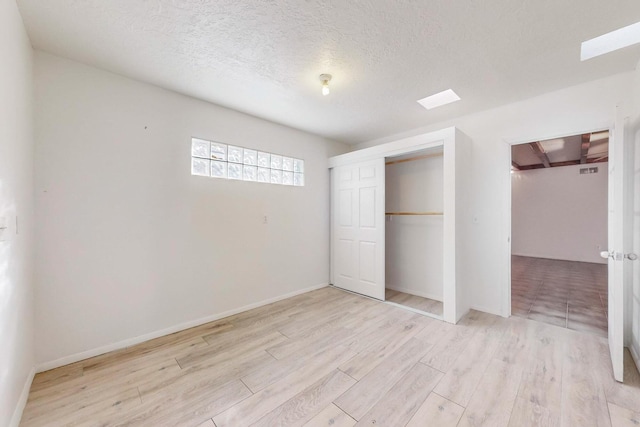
xmin=385 ymin=152 xmax=443 ymax=165
xmin=385 ymin=212 xmax=444 ymax=216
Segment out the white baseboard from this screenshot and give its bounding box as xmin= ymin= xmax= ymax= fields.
xmin=386 ymin=284 xmax=442 ymax=302
xmin=469 ymin=304 xmax=503 ymax=317
xmin=36 ymin=284 xmax=328 ymax=372
xmin=630 ymin=344 xmax=640 ymax=375
xmin=9 ymin=366 xmax=35 ymax=427
xmin=511 ymin=252 xmax=606 ymax=265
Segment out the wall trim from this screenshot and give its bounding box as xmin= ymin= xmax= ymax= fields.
xmin=9 ymin=366 xmax=35 ymax=427
xmin=36 ymin=284 xmax=328 ymax=372
xmin=328 ymin=126 xmax=454 ymax=168
xmin=469 ymin=304 xmax=503 ymax=318
xmin=511 ymin=251 xmax=607 ymax=265
xmin=385 ymin=284 xmax=443 ymax=302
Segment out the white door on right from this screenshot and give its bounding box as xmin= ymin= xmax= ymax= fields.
xmin=632 ymin=109 xmax=640 ymax=374
xmin=604 ymin=112 xmax=634 ymax=382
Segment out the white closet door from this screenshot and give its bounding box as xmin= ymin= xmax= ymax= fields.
xmin=331 ymin=159 xmax=385 ymax=300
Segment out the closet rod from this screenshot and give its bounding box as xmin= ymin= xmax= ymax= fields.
xmin=385 ymin=212 xmax=443 ymax=216
xmin=385 ymin=152 xmax=443 ymax=165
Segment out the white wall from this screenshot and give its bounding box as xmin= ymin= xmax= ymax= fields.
xmin=34 ymin=52 xmax=348 ymax=368
xmin=385 ymin=155 xmax=444 ymax=300
xmin=0 ymin=1 xmax=35 ymax=425
xmin=356 ymin=71 xmax=633 ymax=316
xmin=511 ymin=163 xmax=608 ymax=264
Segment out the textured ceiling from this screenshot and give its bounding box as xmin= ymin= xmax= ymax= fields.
xmin=16 ymin=0 xmax=640 ymax=144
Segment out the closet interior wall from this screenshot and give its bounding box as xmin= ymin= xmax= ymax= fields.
xmin=385 ymin=152 xmax=444 ymax=305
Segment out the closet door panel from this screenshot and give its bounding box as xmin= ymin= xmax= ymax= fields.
xmin=359 ymin=187 xmax=377 ymax=227
xmin=331 ymin=159 xmax=385 ymax=300
xmin=359 ymin=241 xmax=377 ymax=284
xmin=338 ymin=189 xmax=353 ymax=226
xmin=336 ymin=239 xmax=355 ymax=279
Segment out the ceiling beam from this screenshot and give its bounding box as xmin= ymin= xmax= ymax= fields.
xmin=580 ymin=133 xmax=591 ymax=164
xmin=511 ymin=156 xmax=609 ymax=171
xmin=589 ymin=155 xmax=608 ymax=163
xmin=516 ymin=161 xmax=572 ymax=170
xmin=516 ymin=164 xmax=544 ymax=170
xmin=529 ymin=142 xmax=551 ymax=168
xmin=548 ymin=160 xmax=580 ymax=168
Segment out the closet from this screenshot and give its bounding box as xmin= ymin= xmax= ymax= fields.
xmin=329 ymin=127 xmax=471 ymax=323
xmin=384 ymin=148 xmax=444 ymax=318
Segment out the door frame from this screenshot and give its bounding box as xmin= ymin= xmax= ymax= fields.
xmin=501 ymin=123 xmax=614 ymax=318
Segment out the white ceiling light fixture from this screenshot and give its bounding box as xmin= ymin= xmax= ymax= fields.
xmin=581 ymin=21 xmax=640 ymax=61
xmin=417 ymin=89 xmax=461 ymax=110
xmin=319 ymin=74 xmax=332 ymax=96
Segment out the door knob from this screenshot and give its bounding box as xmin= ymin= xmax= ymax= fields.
xmin=626 ymin=253 xmax=638 ymax=261
xmin=600 ymin=250 xmax=624 ymax=260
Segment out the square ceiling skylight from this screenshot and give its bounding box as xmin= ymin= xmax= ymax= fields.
xmin=417 ymin=89 xmax=461 ymax=110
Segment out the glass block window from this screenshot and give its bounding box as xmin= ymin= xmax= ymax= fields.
xmin=191 ymin=138 xmax=304 ymax=186
xmin=228 ymin=145 xmax=243 ymax=163
xmin=211 ymin=142 xmax=227 ymax=161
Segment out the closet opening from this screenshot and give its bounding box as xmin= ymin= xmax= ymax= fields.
xmin=329 ymin=126 xmax=470 ymax=323
xmin=384 ymin=147 xmax=444 ymax=319
xmin=510 ymin=130 xmax=609 ymax=336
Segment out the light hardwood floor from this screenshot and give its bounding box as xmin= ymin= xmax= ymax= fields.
xmin=21 ymin=286 xmax=640 ymax=427
xmin=385 ymin=289 xmax=443 ymax=316
xmin=511 ymin=256 xmax=608 ymax=337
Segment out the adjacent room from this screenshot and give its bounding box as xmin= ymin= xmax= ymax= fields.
xmin=3 ymin=1 xmax=640 ymax=426
xmin=510 ymin=132 xmax=609 ymax=336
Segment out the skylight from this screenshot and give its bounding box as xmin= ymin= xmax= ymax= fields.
xmin=581 ymin=21 xmax=640 ymax=61
xmin=417 ymin=89 xmax=461 ymax=110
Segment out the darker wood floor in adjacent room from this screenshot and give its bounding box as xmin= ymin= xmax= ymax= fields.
xmin=22 ymin=286 xmax=640 ymax=427
xmin=511 ymin=255 xmax=608 ymax=337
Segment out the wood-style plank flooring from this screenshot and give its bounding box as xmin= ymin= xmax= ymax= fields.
xmin=22 ymin=286 xmax=640 ymax=427
xmin=511 ymin=255 xmax=608 ymax=337
xmin=385 ymin=288 xmax=443 ymax=316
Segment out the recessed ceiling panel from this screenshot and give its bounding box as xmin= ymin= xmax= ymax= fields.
xmin=541 ymin=136 xmax=581 ymax=163
xmin=512 ymin=144 xmax=543 ymax=167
